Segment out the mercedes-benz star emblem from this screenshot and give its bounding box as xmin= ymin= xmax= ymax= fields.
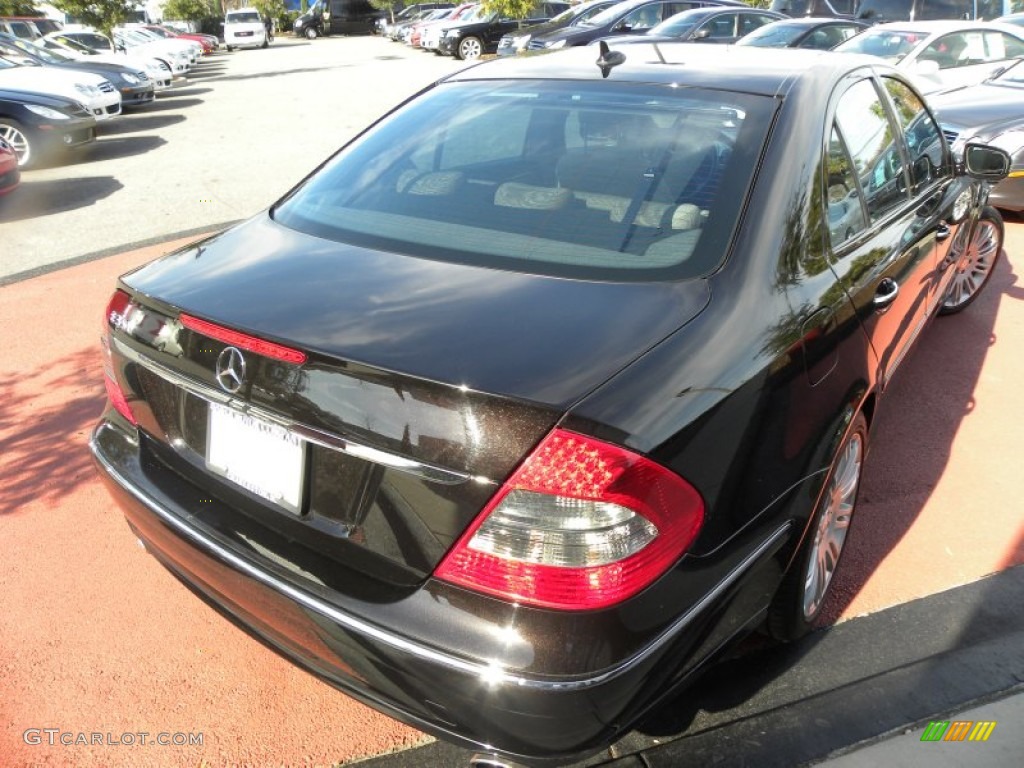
xmin=215 ymin=346 xmax=247 ymax=394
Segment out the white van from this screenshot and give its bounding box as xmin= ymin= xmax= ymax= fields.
xmin=224 ymin=8 xmax=269 ymax=50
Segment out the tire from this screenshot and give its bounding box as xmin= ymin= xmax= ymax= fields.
xmin=767 ymin=411 xmax=867 ymax=641
xmin=939 ymin=206 xmax=1003 ymax=315
xmin=456 ymin=35 xmax=483 ymax=60
xmin=305 ymin=26 xmax=318 ymax=39
xmin=0 ymin=119 xmax=33 ymax=169
xmin=226 ymin=45 xmax=234 ymax=51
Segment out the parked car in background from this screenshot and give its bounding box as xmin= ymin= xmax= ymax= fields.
xmin=856 ymin=0 xmax=1003 ymax=23
xmin=374 ymin=2 xmax=454 ymax=38
xmin=437 ymin=1 xmax=570 ymax=58
xmin=833 ymin=20 xmax=1024 ymax=93
xmin=91 ymin=43 xmax=1009 ymax=768
xmin=0 ymin=86 xmax=96 ymax=167
xmin=597 ymin=6 xmax=785 ymax=46
xmin=295 ymin=0 xmax=387 ymax=38
xmin=497 ymin=0 xmax=619 ymax=56
xmin=139 ymin=24 xmax=219 ymax=54
xmin=525 ymin=0 xmax=744 ymax=51
xmin=224 ymin=8 xmax=270 ymax=50
xmin=737 ymin=17 xmax=866 ymax=49
xmin=0 ymin=55 xmax=121 ymax=120
xmin=420 ymin=4 xmax=487 ymax=51
xmin=407 ymin=5 xmax=474 ymax=47
xmin=995 ymin=11 xmax=1024 ymax=27
xmin=769 ymin=0 xmax=856 ymax=18
xmin=118 ymin=27 xmax=200 ymax=65
xmin=402 ymin=7 xmax=458 ymax=44
xmin=40 ymin=32 xmax=174 ymax=90
xmin=0 ymin=34 xmax=154 ymax=109
xmin=0 ymin=134 xmax=19 ymax=194
xmin=54 ymin=29 xmax=190 ymax=76
xmin=931 ymin=57 xmax=1024 ymax=212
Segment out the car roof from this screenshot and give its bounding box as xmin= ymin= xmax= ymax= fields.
xmin=764 ymin=17 xmax=866 ymax=27
xmin=869 ymin=20 xmax=1022 ymax=35
xmin=447 ymin=43 xmax=887 ymax=96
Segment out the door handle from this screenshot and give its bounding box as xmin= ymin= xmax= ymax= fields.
xmin=873 ymin=278 xmax=899 ymax=310
xmin=936 ymin=222 xmax=951 ymax=241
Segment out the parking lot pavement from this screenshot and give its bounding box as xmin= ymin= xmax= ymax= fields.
xmin=0 ymin=37 xmax=469 ymax=282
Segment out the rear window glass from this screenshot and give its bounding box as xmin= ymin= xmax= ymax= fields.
xmin=274 ymin=80 xmax=773 ymax=281
xmin=227 ymin=12 xmax=262 ymax=23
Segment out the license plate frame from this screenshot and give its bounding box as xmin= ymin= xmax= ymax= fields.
xmin=206 ymin=401 xmax=305 ymax=514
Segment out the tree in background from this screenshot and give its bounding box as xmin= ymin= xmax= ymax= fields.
xmin=51 ymin=0 xmax=136 ymax=37
xmin=0 ymin=0 xmax=40 ymax=14
xmin=251 ymin=0 xmax=288 ymax=29
xmin=478 ymin=0 xmax=539 ymax=17
xmin=368 ymin=0 xmax=398 ymax=25
xmin=163 ymin=0 xmax=215 ymax=23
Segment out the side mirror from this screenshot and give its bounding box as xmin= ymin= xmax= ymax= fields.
xmin=963 ymin=143 xmax=1011 ymax=182
xmin=693 ymin=28 xmax=711 ymax=40
xmin=913 ymin=59 xmax=940 ymax=75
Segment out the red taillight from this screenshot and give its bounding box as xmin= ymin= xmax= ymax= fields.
xmin=434 ymin=429 xmax=704 ymax=611
xmin=179 ymin=313 xmax=306 ymax=364
xmin=102 ymin=290 xmax=137 ymax=425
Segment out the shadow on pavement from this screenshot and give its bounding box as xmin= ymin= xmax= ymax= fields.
xmin=0 ymin=346 xmax=104 ymax=516
xmin=98 ymin=113 xmax=186 ymax=136
xmin=72 ymin=135 xmax=168 ymax=163
xmin=158 ymin=87 xmax=214 ymax=99
xmin=818 ymin=250 xmax=1017 ymax=624
xmin=0 ymin=176 xmax=123 ymax=221
xmin=141 ymin=98 xmax=205 ymax=112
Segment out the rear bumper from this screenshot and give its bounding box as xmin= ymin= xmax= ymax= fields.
xmin=91 ymin=416 xmax=789 ymax=764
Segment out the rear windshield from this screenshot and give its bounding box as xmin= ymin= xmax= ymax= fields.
xmin=274 ymin=80 xmax=773 ymax=281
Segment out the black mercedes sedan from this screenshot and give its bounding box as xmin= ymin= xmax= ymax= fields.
xmin=91 ymin=45 xmax=1008 ymax=766
xmin=0 ymin=87 xmax=96 ymax=167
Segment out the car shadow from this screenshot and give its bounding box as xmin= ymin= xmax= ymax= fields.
xmin=817 ymin=249 xmax=1018 ymax=625
xmin=141 ymin=97 xmax=205 ymax=112
xmin=203 ymin=63 xmax=357 ymax=83
xmin=0 ymin=176 xmax=123 ymax=221
xmin=158 ymin=86 xmax=214 ymax=99
xmin=0 ymin=346 xmax=105 ymax=516
xmin=179 ymin=68 xmax=227 ymax=80
xmin=70 ymin=135 xmax=167 ymax=164
xmin=98 ymin=113 xmax=186 ymax=136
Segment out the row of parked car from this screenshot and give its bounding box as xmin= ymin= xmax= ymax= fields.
xmin=378 ymin=1 xmax=1024 ymax=209
xmin=0 ymin=17 xmax=230 ymax=199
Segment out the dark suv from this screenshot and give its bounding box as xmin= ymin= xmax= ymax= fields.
xmin=437 ymin=1 xmax=570 ymax=59
xmin=526 ymin=0 xmax=744 ymax=50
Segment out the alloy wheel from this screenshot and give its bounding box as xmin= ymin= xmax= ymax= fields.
xmin=0 ymin=122 xmax=31 ymax=167
xmin=942 ymin=218 xmax=1000 ymax=312
xmin=802 ymin=431 xmax=862 ymax=619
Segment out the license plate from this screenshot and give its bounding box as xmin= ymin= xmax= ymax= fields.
xmin=207 ymin=402 xmax=305 ymax=514
xmin=237 ymin=31 xmax=253 ymax=36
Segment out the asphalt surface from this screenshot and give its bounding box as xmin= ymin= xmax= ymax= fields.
xmin=2 ymin=35 xmax=1024 ymax=768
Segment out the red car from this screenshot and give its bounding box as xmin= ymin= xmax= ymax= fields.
xmin=0 ymin=135 xmax=19 ymax=196
xmin=142 ymin=24 xmax=219 ymax=54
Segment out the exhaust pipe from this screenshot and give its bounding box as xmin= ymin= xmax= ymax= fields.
xmin=468 ymin=754 xmax=526 ymax=768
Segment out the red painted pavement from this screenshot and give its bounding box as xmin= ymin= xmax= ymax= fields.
xmin=2 ymin=227 xmax=1023 ymax=767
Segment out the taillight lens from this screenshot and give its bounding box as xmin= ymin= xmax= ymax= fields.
xmin=434 ymin=429 xmax=704 ymax=611
xmin=102 ymin=289 xmax=137 ymax=426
